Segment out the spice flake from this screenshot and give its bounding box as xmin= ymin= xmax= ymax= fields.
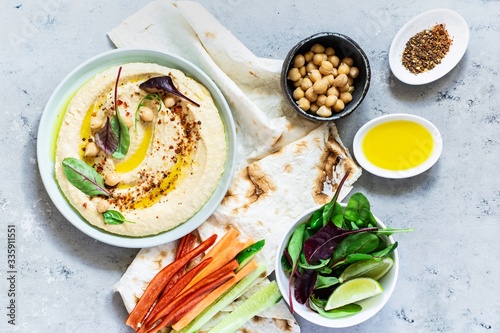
xmin=402 ymin=23 xmax=453 ymax=74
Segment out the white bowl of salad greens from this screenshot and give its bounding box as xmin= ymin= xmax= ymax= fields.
xmin=275 ymin=177 xmax=412 ymax=327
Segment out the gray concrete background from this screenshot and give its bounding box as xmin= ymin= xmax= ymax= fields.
xmin=1 ymin=0 xmax=499 ymax=332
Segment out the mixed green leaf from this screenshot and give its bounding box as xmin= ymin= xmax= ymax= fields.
xmin=282 ymin=172 xmax=413 ymax=319
xmin=94 ymin=66 xmax=130 ymax=159
xmin=139 ymin=75 xmax=200 ymax=107
xmin=61 ymin=157 xmax=110 ymax=197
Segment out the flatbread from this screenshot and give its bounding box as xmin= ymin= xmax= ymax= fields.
xmin=110 ymin=1 xmax=362 ymax=332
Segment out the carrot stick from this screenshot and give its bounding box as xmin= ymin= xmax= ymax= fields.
xmin=181 ymin=239 xmax=248 ymax=293
xmin=144 ymin=259 xmax=239 ymax=330
xmin=203 ymin=226 xmax=239 ymax=260
xmin=144 ymin=272 xmax=234 ymax=333
xmin=175 ymin=235 xmax=187 ymax=261
xmin=167 ymin=233 xmax=199 ymax=293
xmin=171 ymin=259 xmax=259 ymax=331
xmin=142 ymin=257 xmax=212 ymax=327
xmin=126 ymin=234 xmax=217 ymax=330
xmin=178 ymin=233 xmax=197 ymax=259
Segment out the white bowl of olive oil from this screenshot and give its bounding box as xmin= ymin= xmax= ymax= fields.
xmin=353 ymin=114 xmax=442 ymax=178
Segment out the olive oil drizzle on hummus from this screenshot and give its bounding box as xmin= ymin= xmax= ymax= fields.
xmin=55 ymin=63 xmax=227 ymax=236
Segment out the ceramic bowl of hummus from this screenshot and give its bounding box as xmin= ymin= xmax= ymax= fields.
xmin=37 ymin=48 xmax=236 ymax=248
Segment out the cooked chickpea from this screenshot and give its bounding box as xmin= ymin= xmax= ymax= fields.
xmin=341 ymin=57 xmax=354 ymax=67
xmin=329 ymin=55 xmax=340 ymax=68
xmin=333 ymin=99 xmax=345 ymax=112
xmin=288 ymin=67 xmax=301 ymax=81
xmin=309 ymin=103 xmax=319 ymax=113
xmin=287 ymin=44 xmax=359 ymax=114
xmin=304 ymin=51 xmax=314 ymax=63
xmin=313 ymin=53 xmax=325 ymax=66
xmin=333 ymin=74 xmax=348 ymax=87
xmin=349 ymin=66 xmax=359 ymax=79
xmin=327 ymin=86 xmax=340 ymax=97
xmin=105 ymin=172 xmax=120 ymax=187
xmin=325 ymin=47 xmax=335 ymax=56
xmin=90 ymin=117 xmax=104 ymax=131
xmin=84 ymin=142 xmax=99 ymax=157
xmin=123 ymin=115 xmax=133 ymax=128
xmin=300 ymin=77 xmax=313 ymax=91
xmin=311 ymin=43 xmax=326 ymax=54
xmin=305 ymin=61 xmax=318 ymax=73
xmin=293 ymin=54 xmax=305 ymax=68
xmin=305 ymin=87 xmax=318 ymax=102
xmin=325 ymin=95 xmax=338 ymax=107
xmin=96 ymin=199 xmax=110 ymax=213
xmin=317 ymin=105 xmax=333 ymax=118
xmin=316 ymin=94 xmax=327 ymax=106
xmin=309 ymin=69 xmax=322 ymax=83
xmin=293 ymin=87 xmax=305 ymax=100
xmin=313 ymin=78 xmax=328 ymax=95
xmin=299 ymin=66 xmax=306 ymax=77
xmin=140 ymin=106 xmax=154 ymax=122
xmin=297 ymin=97 xmax=310 ymax=111
xmin=319 ymin=60 xmax=334 ymax=76
xmin=293 ymin=78 xmax=303 ymax=88
xmin=325 ymin=74 xmax=335 ymax=86
xmin=338 ymin=63 xmax=350 ymax=75
xmin=338 ymin=82 xmax=350 ymax=92
xmin=164 ymin=96 xmax=176 ymax=108
xmin=339 ymin=92 xmax=353 ymax=104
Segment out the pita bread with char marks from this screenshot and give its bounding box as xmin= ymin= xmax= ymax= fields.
xmin=110 ymin=1 xmax=362 ymax=332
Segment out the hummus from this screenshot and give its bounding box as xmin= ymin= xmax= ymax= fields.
xmin=54 ymin=63 xmax=227 ymax=237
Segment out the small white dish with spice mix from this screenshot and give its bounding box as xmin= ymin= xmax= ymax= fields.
xmin=389 ymin=9 xmax=469 ymax=85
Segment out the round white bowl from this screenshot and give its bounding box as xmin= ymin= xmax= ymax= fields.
xmin=37 ymin=48 xmax=236 ymax=248
xmin=353 ymin=113 xmax=442 ymax=179
xmin=389 ymin=9 xmax=469 ymax=85
xmin=274 ymin=204 xmax=399 ymax=328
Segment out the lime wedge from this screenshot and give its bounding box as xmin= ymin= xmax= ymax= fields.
xmin=339 ymin=257 xmax=394 ymax=283
xmin=325 ymin=278 xmax=383 ymax=311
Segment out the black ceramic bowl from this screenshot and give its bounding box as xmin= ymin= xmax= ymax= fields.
xmin=281 ymin=32 xmax=371 ymax=121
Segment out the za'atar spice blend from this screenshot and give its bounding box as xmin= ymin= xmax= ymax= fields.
xmin=402 ymin=23 xmax=453 ymax=74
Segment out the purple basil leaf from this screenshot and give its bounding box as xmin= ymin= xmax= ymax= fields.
xmin=294 ymin=269 xmax=317 ymax=305
xmin=139 ymin=76 xmax=200 ymax=107
xmin=94 ymin=117 xmax=119 ymax=155
xmin=304 ymin=223 xmax=377 ymax=264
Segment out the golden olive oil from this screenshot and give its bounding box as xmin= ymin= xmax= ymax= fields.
xmin=362 ymin=120 xmax=434 ymax=170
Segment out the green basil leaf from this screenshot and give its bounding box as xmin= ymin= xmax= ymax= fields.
xmin=102 ymin=210 xmax=135 ymax=225
xmin=61 ymin=158 xmax=110 ymax=197
xmin=111 ymin=110 xmax=130 ymax=159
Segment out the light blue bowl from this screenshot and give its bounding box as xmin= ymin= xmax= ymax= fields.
xmin=37 ymin=48 xmax=236 ymax=248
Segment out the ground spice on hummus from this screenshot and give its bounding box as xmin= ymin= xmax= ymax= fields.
xmin=402 ymin=23 xmax=452 ymax=74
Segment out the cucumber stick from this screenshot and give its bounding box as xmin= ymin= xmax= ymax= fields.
xmin=235 ymin=240 xmax=265 ymax=271
xmin=174 ymin=264 xmax=267 ymax=333
xmin=207 ymin=280 xmax=282 ymax=333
